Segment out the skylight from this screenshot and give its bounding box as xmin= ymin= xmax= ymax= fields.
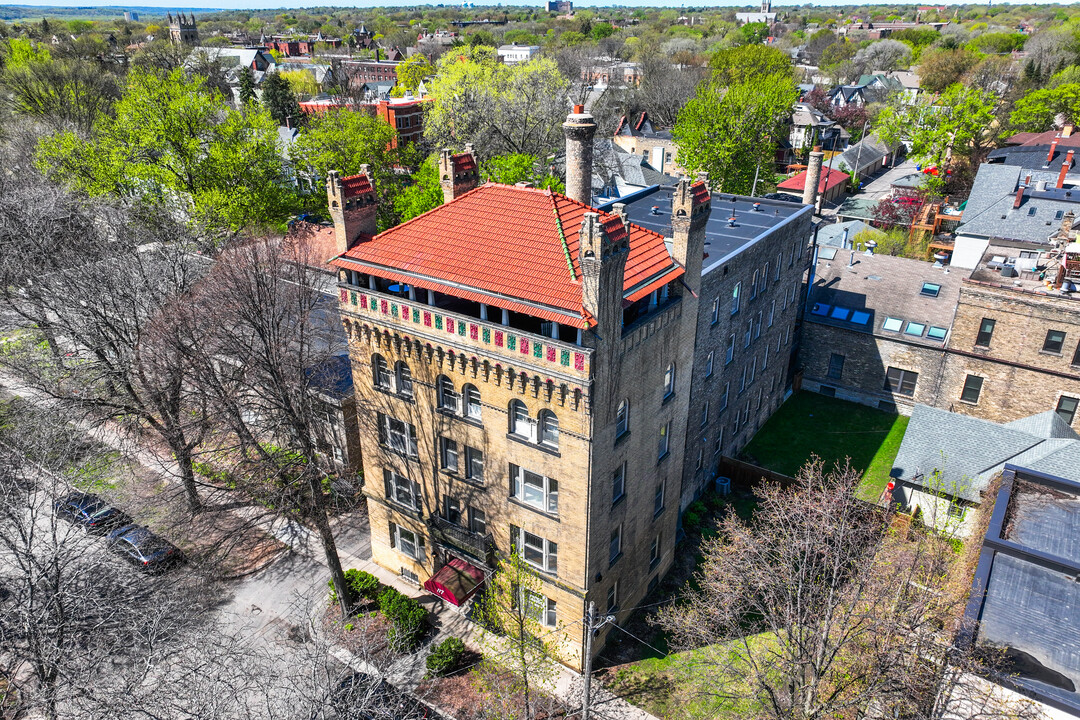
xmin=904 ymin=322 xmax=926 ymax=337
xmin=920 ymin=282 xmax=940 ymax=297
xmin=927 ymin=326 xmax=947 ymax=341
xmin=851 ymin=310 xmax=871 ymax=325
xmin=810 ymin=303 xmax=830 ymax=316
xmin=829 ymin=306 xmax=850 ymax=321
xmin=882 ymin=317 xmax=903 ymax=332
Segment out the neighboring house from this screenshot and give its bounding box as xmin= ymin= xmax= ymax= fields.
xmin=802 ymin=251 xmax=965 ymax=412
xmin=342 ymin=59 xmax=401 ymax=85
xmin=497 ymin=43 xmax=540 ymax=64
xmin=375 ymin=94 xmax=430 ymax=148
xmin=324 ymin=108 xmax=812 ymax=672
xmin=824 ymin=134 xmax=897 ymax=184
xmin=960 ymin=464 xmax=1080 ymax=717
xmin=817 ymin=219 xmax=873 ymax=249
xmin=582 ymin=57 xmax=643 ymax=86
xmin=777 ymin=167 xmax=850 ymax=205
xmin=191 ymin=46 xmax=275 ymax=73
xmin=276 ymin=62 xmax=334 ymax=88
xmin=613 ymin=112 xmax=681 ymax=174
xmin=789 ymin=103 xmax=847 ymax=153
xmin=890 ymin=405 xmax=1080 ymax=535
xmin=887 ymin=70 xmax=921 ymax=102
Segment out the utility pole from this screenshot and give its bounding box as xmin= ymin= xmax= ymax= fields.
xmin=582 ymin=601 xmax=615 ymax=720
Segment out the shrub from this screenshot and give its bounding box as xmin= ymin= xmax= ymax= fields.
xmin=348 ymin=570 xmax=381 ymax=601
xmin=329 ymin=568 xmax=366 ymax=606
xmin=378 ymin=586 xmax=428 ymax=651
xmin=682 ymin=500 xmax=708 ymax=534
xmin=426 ymin=637 xmax=466 ymax=677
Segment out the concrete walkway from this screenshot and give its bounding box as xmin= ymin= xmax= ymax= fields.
xmin=0 ymin=371 xmax=658 ymax=720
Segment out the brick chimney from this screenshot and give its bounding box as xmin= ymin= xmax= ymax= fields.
xmin=1063 ymin=210 xmax=1075 ymax=238
xmin=563 ymin=104 xmax=597 ymax=205
xmin=670 ymin=174 xmax=711 ymax=298
xmin=578 ymin=211 xmax=628 ymax=336
xmin=1013 ymin=183 xmax=1025 ymax=209
xmin=803 ymin=145 xmax=824 ymax=209
xmin=1065 ymin=124 xmax=1075 ymax=138
xmin=1058 ymin=149 xmax=1075 ymax=188
xmin=327 ymin=166 xmax=377 ymax=255
xmin=438 ymin=146 xmax=479 ymax=204
xmin=1047 ymin=136 xmax=1060 ymax=166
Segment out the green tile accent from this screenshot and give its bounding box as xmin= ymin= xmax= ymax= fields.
xmin=435 ymin=315 xmax=443 ymax=330
xmin=412 ymin=308 xmax=420 ymax=323
xmin=507 ymin=334 xmax=517 ymax=351
xmin=482 ymin=328 xmax=490 ymax=343
xmin=560 ymin=350 xmax=570 ymax=366
xmin=533 ymin=342 xmax=543 ymax=358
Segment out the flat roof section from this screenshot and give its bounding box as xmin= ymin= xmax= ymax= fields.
xmin=599 ymin=185 xmax=809 ymax=274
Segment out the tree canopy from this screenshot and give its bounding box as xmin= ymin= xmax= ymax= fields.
xmin=1010 ymin=83 xmax=1080 ymax=132
xmin=877 ymin=83 xmax=997 ymax=169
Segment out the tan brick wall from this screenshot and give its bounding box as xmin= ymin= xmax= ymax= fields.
xmin=936 ymin=283 xmax=1080 ymax=428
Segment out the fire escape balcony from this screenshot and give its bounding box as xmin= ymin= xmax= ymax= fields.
xmin=428 ymin=515 xmax=495 ymax=570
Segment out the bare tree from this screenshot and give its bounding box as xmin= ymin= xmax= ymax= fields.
xmin=655 ymin=459 xmax=1024 ymax=720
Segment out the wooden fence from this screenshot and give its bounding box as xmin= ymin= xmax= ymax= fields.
xmin=717 ymin=456 xmax=796 ymax=490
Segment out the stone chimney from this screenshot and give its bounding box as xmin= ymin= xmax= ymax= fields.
xmin=670 ymin=174 xmax=711 ymax=297
xmin=1058 ymin=149 xmax=1075 ymax=189
xmin=579 ymin=211 xmax=628 ymax=335
xmin=563 ymin=104 xmax=597 ymax=205
xmin=439 ymin=146 xmax=479 ymax=204
xmin=803 ymin=145 xmax=824 ymax=210
xmin=1063 ymin=210 xmax=1075 ymax=238
xmin=327 ymin=166 xmax=377 ymax=255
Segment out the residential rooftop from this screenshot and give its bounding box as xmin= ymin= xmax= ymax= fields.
xmin=966 ymin=237 xmax=1080 ymax=298
xmin=807 ymin=251 xmax=967 ymax=347
xmin=957 ymin=164 xmax=1080 ymax=244
xmin=598 ymin=185 xmax=809 ymax=274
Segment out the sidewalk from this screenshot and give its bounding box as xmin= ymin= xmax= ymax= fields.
xmin=0 ymin=371 xmax=658 ymax=720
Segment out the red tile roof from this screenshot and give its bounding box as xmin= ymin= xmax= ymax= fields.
xmin=340 ymin=174 xmax=374 ymax=198
xmin=777 ymin=167 xmax=849 ymax=194
xmin=452 ymin=153 xmax=477 ymax=173
xmin=330 ymin=183 xmax=684 ymax=328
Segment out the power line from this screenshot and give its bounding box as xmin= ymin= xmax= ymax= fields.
xmin=609 ymin=623 xmax=669 ymax=659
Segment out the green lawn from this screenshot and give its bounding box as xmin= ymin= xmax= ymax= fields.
xmin=740 ymin=391 xmax=909 ymax=502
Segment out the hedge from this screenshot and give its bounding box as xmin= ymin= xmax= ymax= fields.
xmin=378 ymin=586 xmax=428 ymax=651
xmin=426 ymin=637 xmax=465 ymax=677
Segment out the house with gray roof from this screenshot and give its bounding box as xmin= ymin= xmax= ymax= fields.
xmin=891 ymin=404 xmax=1080 ymax=535
xmin=824 ymin=134 xmax=897 ymax=184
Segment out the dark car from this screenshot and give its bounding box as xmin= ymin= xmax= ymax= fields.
xmin=106 ymin=524 xmax=183 ymax=572
xmin=53 ymin=492 xmax=130 ymax=533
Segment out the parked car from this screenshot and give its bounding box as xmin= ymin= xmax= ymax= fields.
xmin=105 ymin=524 xmax=183 ymax=572
xmin=53 ymin=492 xmax=130 ymax=533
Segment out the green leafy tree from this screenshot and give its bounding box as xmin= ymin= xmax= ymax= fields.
xmin=261 ymin=70 xmax=303 ymax=126
xmin=238 ymin=65 xmax=257 ymax=105
xmin=918 ymin=47 xmax=981 ymax=93
xmin=424 ymin=47 xmax=569 ymax=159
xmin=473 ymin=552 xmax=561 ymax=720
xmin=393 ymin=53 xmax=435 ymax=95
xmin=1010 ymin=83 xmax=1080 ymax=133
xmin=709 ymin=44 xmax=793 ymax=86
xmin=674 ymin=73 xmax=796 ymax=194
xmin=738 ymin=22 xmax=769 ymax=46
xmin=2 ymin=37 xmax=52 ymax=68
xmin=392 ymin=154 xmax=443 ymax=224
xmin=590 ymin=21 xmax=615 ymax=40
xmin=878 ymin=83 xmax=997 ymax=168
xmin=37 ymin=67 xmax=294 ymax=233
xmin=481 ymin=153 xmax=564 ymax=192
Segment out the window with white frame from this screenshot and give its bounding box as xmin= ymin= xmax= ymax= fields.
xmin=705 ymin=351 xmax=714 ymax=378
xmin=383 ymin=469 xmax=419 ymax=510
xmin=395 ymin=361 xmax=413 ymax=397
xmin=511 ymin=525 xmax=557 ymax=574
xmin=750 ymin=270 xmax=758 ymax=299
xmin=658 ymin=422 xmax=670 ymax=459
xmin=510 ymin=464 xmax=558 ymax=514
xmin=649 ymin=533 xmax=661 ymax=569
xmin=749 ymin=356 xmax=756 ymax=384
xmin=731 ymin=282 xmax=741 ymax=315
xmin=609 ymin=524 xmax=622 ymax=565
xmin=775 ymin=253 xmax=782 ymax=279
xmin=754 ymin=311 xmax=762 ymax=339
xmin=726 ymin=334 xmax=735 ymax=364
xmin=437 ymin=375 xmax=459 ymax=412
xmin=696 ymin=448 xmax=703 ymax=469
xmin=711 ymin=296 xmax=720 ymax=324
xmin=539 ymin=411 xmax=559 ymax=449
xmin=373 ymin=354 xmax=391 ymax=390
xmin=715 ymin=427 xmax=724 ymax=454
xmin=745 ymin=320 xmax=752 ymax=348
xmin=378 ymin=413 xmax=418 ymax=457
xmin=522 ymin=588 xmax=557 ymax=626
xmin=615 ymin=400 xmax=629 ymax=438
xmin=763 ymin=346 xmax=769 ymax=371
xmin=663 ymin=363 xmax=676 ymax=399
xmin=721 ymin=382 xmax=730 ymax=411
xmin=509 ymin=400 xmax=537 ymax=441
xmin=390 ymin=522 xmax=425 ymax=561
xmin=463 ymin=384 xmax=482 ymax=421
xmin=607 ymin=581 xmax=619 ymax=612
xmin=612 ymin=462 xmax=626 ymax=503
xmin=466 ymin=446 xmax=484 ymax=481
xmin=761 ymin=263 xmax=769 ymax=293
xmin=654 ymin=480 xmax=665 ymax=515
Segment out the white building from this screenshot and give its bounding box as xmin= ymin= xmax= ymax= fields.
xmin=497 ymin=43 xmax=541 ymax=65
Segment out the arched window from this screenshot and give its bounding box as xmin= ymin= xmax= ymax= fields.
xmin=615 ymin=400 xmax=629 ymax=438
xmin=372 ymin=354 xmax=391 ymax=390
xmin=509 ymin=400 xmax=536 ymax=441
xmin=463 ymin=384 xmax=482 ymax=421
xmin=437 ymin=376 xmax=459 ymax=413
xmin=539 ymin=411 xmax=559 ymax=449
xmin=663 ymin=363 xmax=676 ymax=399
xmin=395 ymin=361 xmax=413 ymax=398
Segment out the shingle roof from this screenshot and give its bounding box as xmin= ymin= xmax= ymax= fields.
xmin=957 ymin=164 xmax=1080 ymax=243
xmin=1005 ymin=410 xmax=1080 ymax=440
xmin=330 ymin=183 xmax=685 ymax=328
xmin=892 ymin=405 xmax=1080 ymax=501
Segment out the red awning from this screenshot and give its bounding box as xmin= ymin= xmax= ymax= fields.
xmin=423 ymin=557 xmax=486 ymax=606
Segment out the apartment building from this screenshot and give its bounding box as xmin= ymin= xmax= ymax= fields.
xmin=328 ymin=107 xmax=707 ymax=669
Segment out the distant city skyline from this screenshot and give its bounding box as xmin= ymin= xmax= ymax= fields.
xmin=0 ymin=0 xmax=1060 ymax=10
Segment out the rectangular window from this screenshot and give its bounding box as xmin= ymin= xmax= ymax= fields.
xmin=740 ymin=365 xmax=747 ymax=393
xmin=763 ymin=346 xmax=769 ymax=371
xmin=440 ymin=437 xmax=458 ymax=472
xmin=726 ymin=334 xmax=735 ymax=364
xmin=720 ymin=382 xmax=730 ymax=411
xmin=654 ymin=480 xmax=665 ymax=515
xmin=512 ymin=525 xmax=557 ymax=574
xmin=920 ymin=282 xmax=941 ymax=297
xmin=1043 ymin=329 xmax=1067 ymax=354
xmin=510 ymin=465 xmax=558 ymax=515
xmin=390 ymin=522 xmax=425 ymax=562
xmin=379 ymin=413 xmax=418 ymax=457
xmin=701 ymin=400 xmax=710 ymax=427
xmin=523 ymin=589 xmax=557 ymax=627
xmin=960 ymin=375 xmax=984 ymax=404
xmin=882 ymin=317 xmax=903 ymax=332
xmin=761 ymin=263 xmax=769 ymax=293
xmin=1074 ymin=341 xmax=1080 ymax=367
xmin=705 ymin=351 xmax=714 ymax=377
xmin=469 ymin=507 xmax=487 ymax=535
xmin=612 ymin=462 xmax=626 ymax=503
xmin=607 ymin=582 xmax=619 ymax=612
xmin=384 ymin=469 xmax=419 ymax=510
xmin=749 ymin=356 xmax=756 ymax=384
xmin=768 ymin=300 xmax=775 ymax=327
xmin=649 ymin=533 xmax=661 ymax=569
xmin=466 ymin=446 xmax=484 ymax=481
xmin=827 ymin=353 xmax=845 ymax=379
xmin=776 ymin=253 xmax=782 ymax=279
xmin=609 ymin=524 xmax=622 ymax=565
xmin=711 ymin=296 xmax=720 ymax=324
xmin=731 ymin=282 xmax=741 ymax=315
xmin=754 ymin=311 xmax=762 ymax=339
xmin=927 ymin=326 xmax=947 ymax=341
xmin=884 ymin=367 xmax=918 ymax=397
xmin=658 ymin=422 xmax=670 ymax=459
xmin=791 ymin=281 xmax=798 ymax=305
xmin=975 ymin=318 xmax=996 ymax=347
xmin=715 ymin=427 xmax=724 ymax=455
xmin=445 ymin=497 xmax=462 ymax=525
xmin=695 ymin=448 xmax=703 ymax=470
xmin=744 ymin=320 xmax=752 ymax=348
xmin=1057 ymin=396 xmax=1079 ymax=425
xmin=750 ymin=271 xmax=758 ymax=300
xmin=947 ymin=502 xmax=966 ymax=520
